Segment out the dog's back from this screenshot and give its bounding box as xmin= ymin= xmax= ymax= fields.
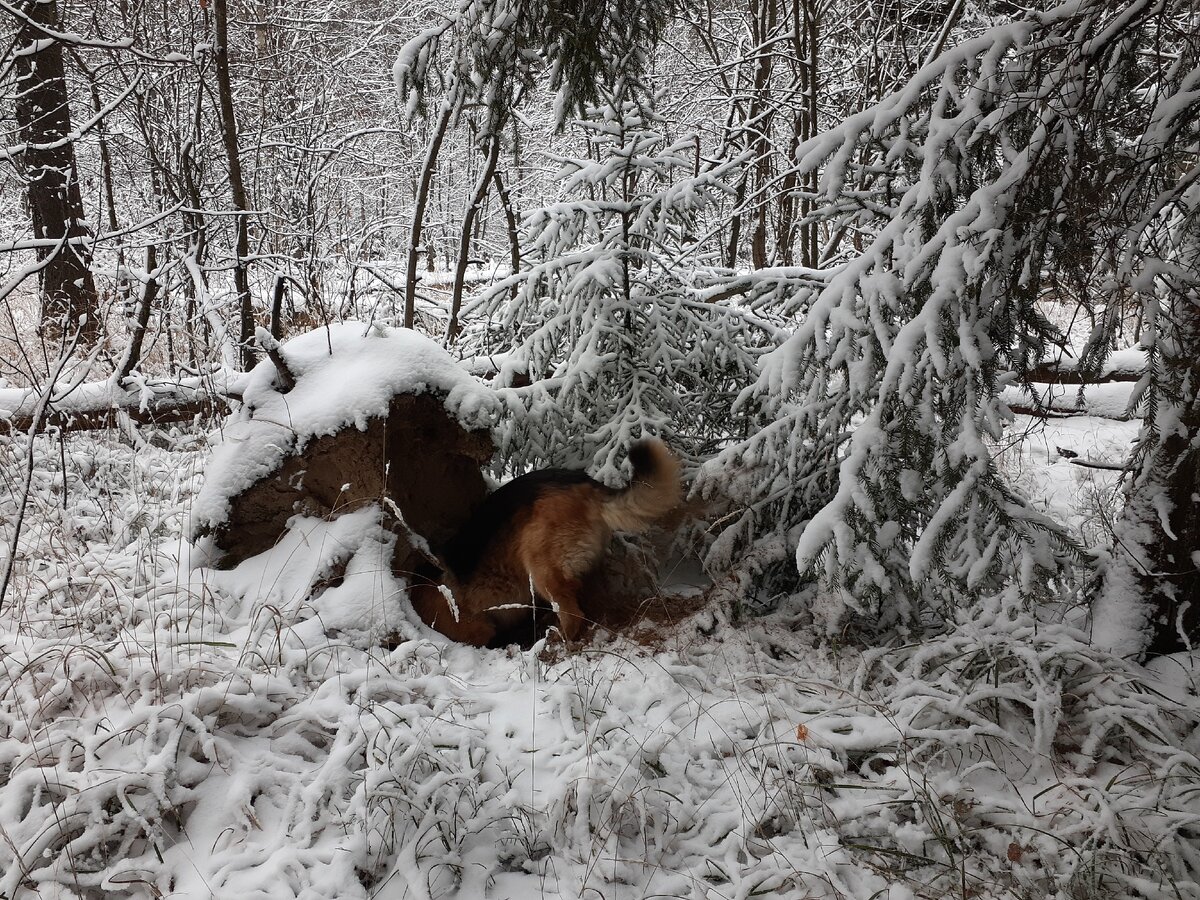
xmin=419 ymin=439 xmax=681 ymax=645
xmin=441 ymin=467 xmax=602 ymax=582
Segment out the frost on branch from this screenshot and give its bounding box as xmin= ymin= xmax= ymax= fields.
xmin=1094 ymin=195 xmax=1200 ymax=657
xmin=468 ymin=96 xmax=768 ymax=481
xmin=707 ymin=0 xmax=1200 ymax=634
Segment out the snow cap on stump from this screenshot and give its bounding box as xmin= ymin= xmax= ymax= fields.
xmin=190 ymin=322 xmax=499 ymax=565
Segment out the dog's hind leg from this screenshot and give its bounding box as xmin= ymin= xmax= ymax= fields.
xmin=518 ymin=488 xmax=608 ymax=643
xmin=533 ymin=570 xmax=587 ymax=642
xmin=441 ymin=613 xmax=497 ymax=648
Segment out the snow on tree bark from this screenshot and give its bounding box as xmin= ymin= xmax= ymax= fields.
xmin=1095 ymin=203 xmax=1200 ymax=657
xmin=212 ymin=0 xmax=256 ymax=370
xmin=12 ymin=0 xmax=100 ymax=342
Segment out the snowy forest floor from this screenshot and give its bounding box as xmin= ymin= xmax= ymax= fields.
xmin=1 ymin=412 xmax=1199 ymax=899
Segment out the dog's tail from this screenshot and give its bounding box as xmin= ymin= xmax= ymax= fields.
xmin=600 ymin=438 xmax=681 ymax=533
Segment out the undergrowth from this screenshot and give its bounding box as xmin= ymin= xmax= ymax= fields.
xmin=0 ymin=427 xmax=1197 ymax=899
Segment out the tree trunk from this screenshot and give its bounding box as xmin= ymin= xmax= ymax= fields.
xmin=269 ymin=273 xmax=287 ymax=340
xmin=182 ymin=111 xmax=208 ymax=372
xmin=75 ymin=56 xmax=125 ymax=299
xmin=405 ymin=99 xmax=454 ymax=328
xmin=725 ymin=0 xmax=777 ymax=270
xmin=747 ymin=0 xmax=777 ymax=269
xmin=116 ymin=243 xmax=159 ymax=382
xmin=492 ymin=167 xmax=520 ymax=301
xmin=447 ymin=133 xmax=501 ymax=343
xmin=1094 ymin=274 xmax=1200 ymax=657
xmin=13 ymin=0 xmax=100 ymax=342
xmin=776 ymin=114 xmax=802 ymax=267
xmin=802 ymin=0 xmax=819 ymax=267
xmin=213 ymin=0 xmax=255 ymax=369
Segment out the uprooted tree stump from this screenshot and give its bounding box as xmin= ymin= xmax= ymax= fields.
xmin=189 ymin=323 xmax=498 ymax=573
xmin=206 ymin=393 xmax=493 ymax=571
xmin=188 ymin=322 xmax=699 ymax=647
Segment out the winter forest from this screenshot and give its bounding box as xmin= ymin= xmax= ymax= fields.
xmin=2 ymin=0 xmax=1200 ymax=895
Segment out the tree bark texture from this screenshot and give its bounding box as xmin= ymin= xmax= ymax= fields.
xmin=116 ymin=242 xmax=159 ymax=382
xmin=13 ymin=0 xmax=100 ymax=341
xmin=405 ymin=99 xmax=454 ymax=329
xmin=213 ymin=0 xmax=255 ymax=369
xmin=491 ymin=167 xmax=520 ymax=301
xmin=447 ymin=133 xmax=501 ymax=343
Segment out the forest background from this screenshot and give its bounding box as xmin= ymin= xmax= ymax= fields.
xmin=2 ymin=0 xmax=1200 ymax=896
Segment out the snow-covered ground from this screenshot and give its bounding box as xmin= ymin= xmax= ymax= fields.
xmin=996 ymin=414 xmax=1138 ymax=546
xmin=1 ymin=408 xmax=1198 ymax=899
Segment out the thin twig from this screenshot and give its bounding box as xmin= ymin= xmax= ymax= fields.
xmin=0 ymin=333 xmax=81 ymax=612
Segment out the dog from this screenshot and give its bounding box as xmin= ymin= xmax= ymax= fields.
xmin=409 ymin=438 xmax=681 ymax=647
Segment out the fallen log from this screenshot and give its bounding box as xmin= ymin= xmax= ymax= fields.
xmin=1023 ymin=366 xmax=1141 ymax=384
xmin=1068 ymin=457 xmax=1127 ymax=471
xmin=188 ymin=322 xmax=500 ymax=575
xmin=0 ymin=377 xmax=231 ymax=434
xmin=1001 ymin=381 xmax=1137 ymax=421
xmin=1023 ymin=347 xmax=1145 ymax=384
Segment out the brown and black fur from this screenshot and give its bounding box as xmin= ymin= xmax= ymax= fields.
xmin=410 ymin=439 xmax=681 ymax=646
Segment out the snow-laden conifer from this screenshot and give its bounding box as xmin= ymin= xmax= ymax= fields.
xmin=701 ymin=0 xmax=1200 ymax=636
xmin=466 ymin=93 xmax=770 ymax=479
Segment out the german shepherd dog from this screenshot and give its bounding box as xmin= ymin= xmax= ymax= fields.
xmin=410 ymin=439 xmax=681 ymax=647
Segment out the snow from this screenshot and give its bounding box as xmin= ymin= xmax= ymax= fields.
xmin=6 ymin=0 xmax=1198 ymax=891
xmin=0 ymin=370 xmax=229 ymax=424
xmin=2 ymin=415 xmax=1199 ymax=898
xmin=997 ymin=414 xmax=1138 ymax=533
xmin=1145 ymin=651 xmax=1200 ymax=704
xmin=198 ymin=505 xmax=411 ymax=646
xmin=189 ymin=321 xmax=500 ymax=539
xmin=1000 ymin=380 xmax=1139 ymax=420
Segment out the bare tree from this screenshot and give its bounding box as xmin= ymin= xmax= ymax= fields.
xmin=10 ymin=0 xmax=100 ymax=341
xmin=212 ymin=0 xmax=255 ymax=369
xmin=395 ymin=0 xmax=678 ymax=330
